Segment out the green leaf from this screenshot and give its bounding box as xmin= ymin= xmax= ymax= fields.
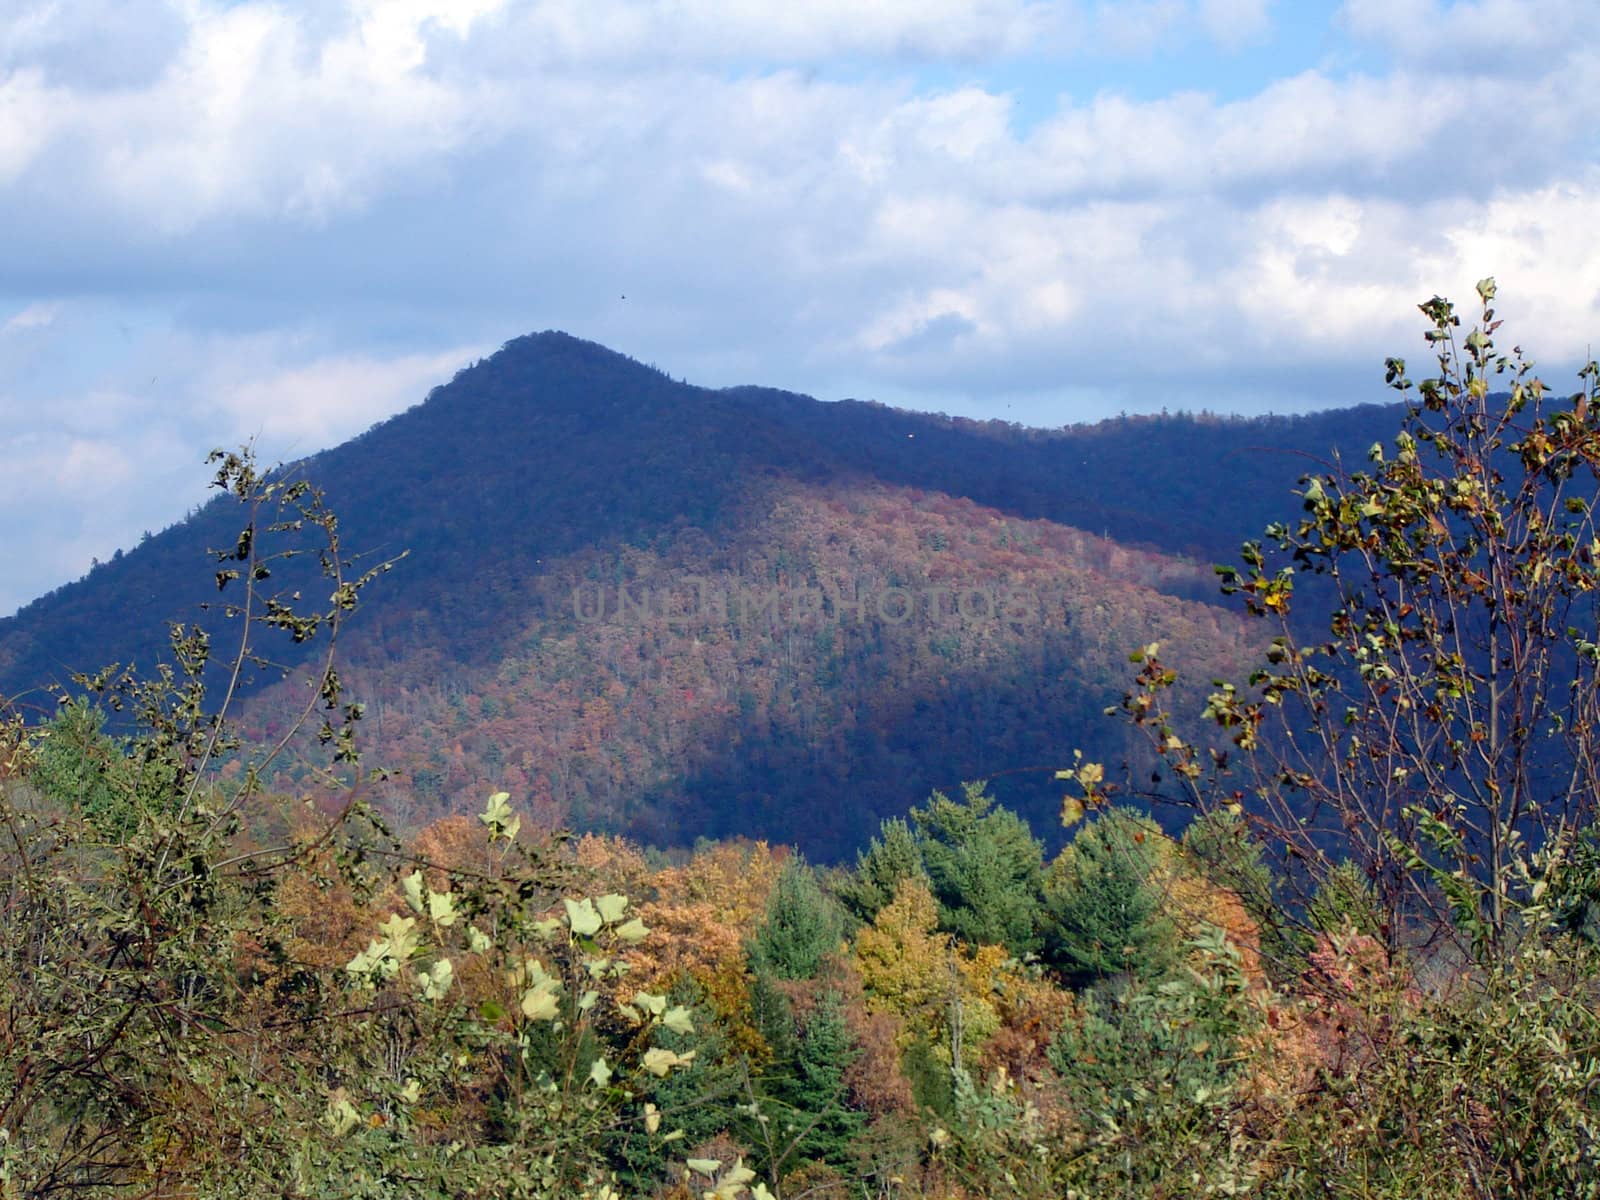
xmin=634 ymin=990 xmax=668 ymax=1017
xmin=344 ymin=938 xmax=392 ymax=983
xmin=532 ymin=916 xmax=562 ymax=940
xmin=323 ymin=1094 xmax=361 ymax=1138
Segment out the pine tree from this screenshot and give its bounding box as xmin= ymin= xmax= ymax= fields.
xmin=1043 ymin=807 xmax=1176 ymax=987
xmin=748 ymin=970 xmax=798 ymax=1067
xmin=786 ymin=990 xmax=865 ymax=1169
xmin=911 ymin=781 xmax=1044 ymax=955
xmin=837 ymin=816 xmax=927 ymax=922
xmin=747 ymin=858 xmax=845 ymax=980
xmin=31 ymin=699 xmax=135 ymax=836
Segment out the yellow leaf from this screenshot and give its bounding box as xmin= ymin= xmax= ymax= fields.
xmin=402 ymin=870 xmax=426 ymax=913
xmin=565 ymin=897 xmax=603 ymax=937
xmin=595 ymin=893 xmax=629 ymax=924
xmin=520 ymin=979 xmax=561 ymax=1022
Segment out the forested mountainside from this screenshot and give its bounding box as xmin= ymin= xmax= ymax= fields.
xmin=0 ymin=333 xmax=1393 ymax=854
xmin=238 ymin=476 xmax=1256 ymax=858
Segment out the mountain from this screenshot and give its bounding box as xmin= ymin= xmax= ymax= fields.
xmin=0 ymin=334 xmax=1406 ymax=858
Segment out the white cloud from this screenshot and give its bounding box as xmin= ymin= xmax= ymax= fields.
xmin=2 ymin=0 xmax=1599 ymax=609
xmin=1339 ymin=0 xmax=1594 ymax=69
xmin=199 ymin=343 xmax=484 ymax=452
xmin=1092 ymin=0 xmax=1190 ymax=54
xmin=463 ymin=0 xmax=1075 ymax=67
xmin=1 ymin=302 xmax=60 ymax=334
xmin=15 ymin=1 xmax=512 ymax=234
xmin=0 ymin=68 xmax=62 ymax=183
xmin=0 ymin=424 xmax=199 ymax=615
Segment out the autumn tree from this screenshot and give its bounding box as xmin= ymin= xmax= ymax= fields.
xmin=1101 ymin=281 xmax=1600 ymax=960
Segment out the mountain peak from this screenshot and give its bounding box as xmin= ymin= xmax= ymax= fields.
xmin=483 ymin=329 xmax=674 ymax=381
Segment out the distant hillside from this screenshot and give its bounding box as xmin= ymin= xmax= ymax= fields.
xmin=0 ymin=333 xmax=1406 ymax=856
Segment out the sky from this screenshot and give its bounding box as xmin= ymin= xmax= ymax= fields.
xmin=2 ymin=0 xmax=1598 ymax=616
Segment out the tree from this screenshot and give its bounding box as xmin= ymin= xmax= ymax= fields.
xmin=910 ymin=781 xmax=1045 ymax=955
xmin=852 ymin=877 xmax=1003 ymax=1114
xmin=740 ymin=986 xmax=867 ymax=1179
xmin=1104 ymin=281 xmax=1600 ymax=959
xmin=785 ymin=991 xmax=866 ymax=1168
xmin=837 ymin=816 xmax=927 ymax=922
xmin=1306 ymin=859 xmax=1386 ymax=940
xmin=1182 ymin=808 xmax=1304 ymax=980
xmin=1046 ymin=925 xmax=1261 ymax=1195
xmin=1042 ymin=807 xmax=1176 ymax=986
xmin=30 ymin=699 xmax=135 ymax=835
xmin=747 ymin=858 xmax=845 ymax=980
xmin=0 ymin=446 xmax=398 ymax=1196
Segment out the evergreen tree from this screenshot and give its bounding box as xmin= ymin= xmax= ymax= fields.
xmin=912 ymin=781 xmax=1044 ymax=955
xmin=31 ymin=699 xmax=135 ymax=836
xmin=1043 ymin=807 xmax=1176 ymax=987
xmin=837 ymin=816 xmax=927 ymax=923
xmin=743 ymin=983 xmax=865 ymax=1179
xmin=748 ymin=858 xmax=845 ymax=980
xmin=748 ymin=969 xmax=798 ymax=1067
xmin=786 ymin=991 xmax=865 ymax=1170
xmin=610 ymin=984 xmax=742 ymax=1193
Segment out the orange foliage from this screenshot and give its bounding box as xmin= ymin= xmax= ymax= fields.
xmin=569 ymin=831 xmax=654 ymax=896
xmin=1243 ymin=931 xmax=1421 ymax=1112
xmin=410 ymin=814 xmax=501 ymax=886
xmin=625 ymin=840 xmax=784 ymax=1057
xmin=1159 ymin=864 xmax=1266 ymax=987
xmin=266 ymin=842 xmax=371 ymax=974
xmin=979 ymin=965 xmax=1074 ymax=1095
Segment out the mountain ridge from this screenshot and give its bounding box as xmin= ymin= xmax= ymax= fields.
xmin=0 ymin=332 xmax=1408 ymax=856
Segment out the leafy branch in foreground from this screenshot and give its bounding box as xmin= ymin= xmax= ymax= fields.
xmin=1069 ymin=280 xmax=1600 ymax=961
xmin=0 ymin=444 xmax=399 ymax=1195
